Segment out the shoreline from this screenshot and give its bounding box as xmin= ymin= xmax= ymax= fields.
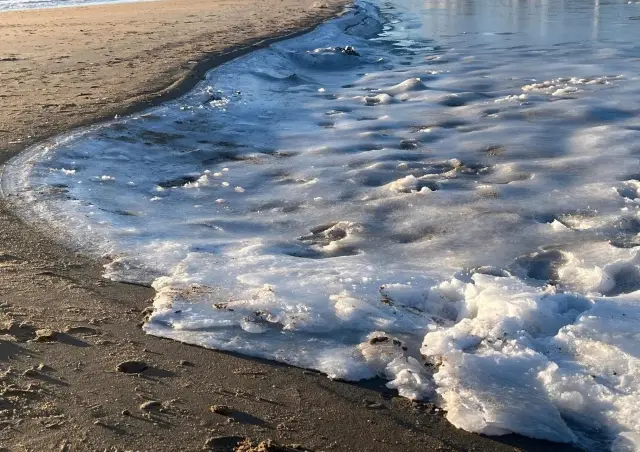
xmin=0 ymin=11 xmax=349 ymax=167
xmin=0 ymin=0 xmax=348 ymax=164
xmin=0 ymin=1 xmax=582 ymax=450
xmin=0 ymin=0 xmax=155 ymax=14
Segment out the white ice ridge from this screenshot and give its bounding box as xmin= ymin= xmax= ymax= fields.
xmin=424 ymin=273 xmax=640 ymax=446
xmin=3 ymin=0 xmax=640 ymax=449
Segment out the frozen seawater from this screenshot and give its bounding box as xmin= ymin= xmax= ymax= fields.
xmin=4 ymin=0 xmax=640 ymax=449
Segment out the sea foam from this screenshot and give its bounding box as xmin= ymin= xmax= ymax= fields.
xmin=4 ymin=0 xmax=640 ymax=449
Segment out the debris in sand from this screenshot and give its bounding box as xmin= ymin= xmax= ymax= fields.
xmin=116 ymin=360 xmax=148 ymax=373
xmin=139 ymin=400 xmax=162 ymax=411
xmin=63 ymin=325 xmax=99 ymax=335
xmin=34 ymin=328 xmax=57 ymax=342
xmin=210 ymin=405 xmax=232 ymax=416
xmin=276 ymin=423 xmax=292 ymax=431
xmin=44 ymin=419 xmax=66 ymax=429
xmin=203 ymin=436 xmax=245 ymax=451
xmin=22 ymin=368 xmax=38 ymax=377
xmin=363 ymin=400 xmax=384 ymax=409
xmin=202 ymin=437 xmax=304 ymax=452
xmin=1 ymin=386 xmax=37 ymax=397
xmin=235 ymin=439 xmax=307 ymax=451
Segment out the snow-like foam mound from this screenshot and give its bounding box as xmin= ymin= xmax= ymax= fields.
xmin=423 ymin=273 xmax=640 ymax=445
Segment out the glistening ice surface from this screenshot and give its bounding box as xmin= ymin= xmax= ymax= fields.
xmin=4 ymin=0 xmax=640 ymax=449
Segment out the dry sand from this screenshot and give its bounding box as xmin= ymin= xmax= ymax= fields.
xmin=0 ymin=1 xmax=582 ymax=451
xmin=0 ymin=0 xmax=351 ymax=156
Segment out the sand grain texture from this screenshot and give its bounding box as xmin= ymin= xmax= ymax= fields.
xmin=0 ymin=0 xmax=342 ymax=157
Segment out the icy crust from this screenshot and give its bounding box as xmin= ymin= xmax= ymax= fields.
xmin=4 ymin=0 xmax=640 ymax=449
xmin=423 ymin=274 xmax=640 ymax=447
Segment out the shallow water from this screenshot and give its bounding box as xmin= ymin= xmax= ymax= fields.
xmin=4 ymin=0 xmax=640 ymax=449
xmin=0 ymin=0 xmax=142 ymax=11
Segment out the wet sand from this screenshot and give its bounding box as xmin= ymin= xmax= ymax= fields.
xmin=0 ymin=1 xmax=582 ymax=450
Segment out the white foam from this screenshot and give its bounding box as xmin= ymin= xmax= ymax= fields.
xmin=0 ymin=0 xmax=144 ymax=11
xmin=4 ymin=0 xmax=640 ymax=449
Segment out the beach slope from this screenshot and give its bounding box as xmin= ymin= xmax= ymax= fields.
xmin=0 ymin=0 xmax=342 ymax=158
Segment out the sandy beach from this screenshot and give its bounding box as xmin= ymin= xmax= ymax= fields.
xmin=0 ymin=1 xmax=585 ymax=451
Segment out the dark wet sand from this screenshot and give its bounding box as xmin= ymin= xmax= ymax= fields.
xmin=0 ymin=0 xmax=582 ymax=450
